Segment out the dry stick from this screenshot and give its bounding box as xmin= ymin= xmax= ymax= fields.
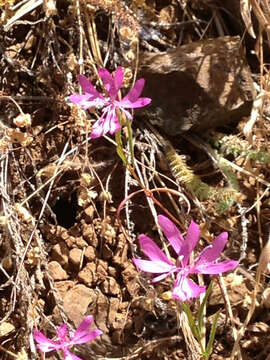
xmin=141 ymin=152 xmax=190 ymax=220
xmin=218 ymin=275 xmax=242 ymax=360
xmin=0 ymin=345 xmax=17 ymax=359
xmin=117 ymin=187 xmax=187 ymax=228
xmin=75 ymin=0 xmax=84 ymax=75
xmin=135 ymin=154 xmax=169 ymax=256
xmin=221 ymin=157 xmax=270 ymax=188
xmin=256 ymin=182 xmax=264 ymax=250
xmin=89 ymin=11 xmax=103 ymax=66
xmin=231 ymin=235 xmax=270 ymax=359
xmin=14 ymin=141 xmax=71 ymax=289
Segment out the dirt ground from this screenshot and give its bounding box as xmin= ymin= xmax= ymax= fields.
xmin=1 ymin=1 xmax=270 ymax=359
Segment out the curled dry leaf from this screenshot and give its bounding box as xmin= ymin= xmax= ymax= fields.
xmin=240 ymin=0 xmax=256 ymax=38
xmin=6 ymin=128 xmax=33 ymax=146
xmin=16 ymin=348 xmax=28 ymax=360
xmin=0 ymin=0 xmax=14 ymax=6
xmin=43 ymin=0 xmax=57 ymax=17
xmin=0 ymin=137 xmax=9 ymax=151
xmin=0 ymin=215 xmax=9 ymax=225
xmin=77 ymin=187 xmax=97 ymax=207
xmin=15 ymin=203 xmax=33 ymax=223
xmin=261 ymin=287 xmax=270 ymax=308
xmin=80 ymin=173 xmax=93 ymax=186
xmin=0 ymin=322 xmax=15 ymax=337
xmin=258 ymin=235 xmax=270 ymax=274
xmin=243 ymin=90 xmax=264 ymax=142
xmin=99 ymin=190 xmax=112 ymax=203
xmin=27 ymin=247 xmax=41 ymax=265
xmin=37 ymin=163 xmax=57 ymax=178
xmin=2 ymin=255 xmax=13 ymax=270
xmin=13 ymin=113 xmax=32 ymax=128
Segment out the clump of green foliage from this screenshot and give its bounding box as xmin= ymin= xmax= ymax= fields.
xmin=165 ymin=143 xmax=240 ymax=213
xmin=217 ymin=135 xmax=270 ymax=163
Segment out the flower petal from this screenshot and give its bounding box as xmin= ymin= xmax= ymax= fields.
xmin=152 ymin=272 xmax=173 ymax=282
xmin=69 ymin=94 xmax=105 ymax=110
xmin=98 ymin=68 xmax=114 ymax=92
xmin=108 ymin=112 xmax=121 ymax=135
xmin=133 ymin=258 xmax=175 ymax=274
xmin=99 ymin=67 xmax=123 ymax=99
xmin=63 ymin=349 xmax=83 ymax=360
xmin=72 ymin=316 xmax=102 ymax=345
xmin=69 ymin=94 xmax=88 ymax=105
xmin=57 ymin=324 xmax=68 ymax=341
xmin=90 ymin=118 xmax=106 ymax=138
xmin=172 ymin=276 xmax=206 ymax=302
xmin=119 ymin=97 xmax=152 ymax=109
xmin=122 ymin=78 xmax=145 ymax=103
xmin=180 ymin=221 xmax=200 ymax=266
xmin=113 ymin=67 xmax=124 ymax=94
xmin=78 ymin=75 xmax=103 ymax=99
xmin=157 ymin=215 xmax=184 ymax=256
xmin=194 ymin=259 xmax=239 ymax=274
xmin=33 ymin=329 xmax=60 ymax=352
xmin=72 ymin=316 xmax=92 ymax=341
xmin=138 ymin=234 xmax=174 ymax=265
xmin=195 ymin=232 xmax=228 ymax=266
xmin=90 ymin=107 xmax=114 ymax=139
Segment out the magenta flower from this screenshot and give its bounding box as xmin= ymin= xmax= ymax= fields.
xmin=69 ymin=67 xmax=151 ymax=138
xmin=33 ymin=316 xmax=102 ymax=360
xmin=133 ymin=215 xmax=238 ymax=302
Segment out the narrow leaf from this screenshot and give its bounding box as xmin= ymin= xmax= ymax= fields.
xmin=204 ymin=310 xmax=221 ymax=359
xmin=198 ymin=282 xmax=212 ymax=332
xmin=181 ymin=302 xmax=200 ymax=340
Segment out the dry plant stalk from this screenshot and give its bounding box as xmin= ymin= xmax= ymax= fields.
xmin=231 ymin=234 xmax=270 ymax=358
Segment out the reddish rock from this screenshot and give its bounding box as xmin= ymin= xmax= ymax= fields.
xmin=69 ymin=248 xmax=82 ymax=267
xmin=48 ymin=261 xmax=68 ymax=280
xmin=78 ymin=262 xmax=96 ymax=286
xmin=122 ymin=263 xmax=140 ymax=297
xmin=81 ymin=223 xmax=98 ymax=247
xmin=51 ymin=242 xmax=69 ymax=266
xmin=84 ymin=246 xmax=95 ymax=261
xmin=94 ymin=291 xmax=109 ymax=332
xmin=63 ymin=284 xmax=97 ymax=326
xmin=74 ymin=236 xmax=88 ymax=248
xmin=54 ymin=280 xmax=74 ymax=299
xmin=64 ymin=235 xmax=76 ymax=248
xmin=84 ymin=205 xmax=94 ymax=223
xmin=100 ymin=277 xmax=120 ymax=296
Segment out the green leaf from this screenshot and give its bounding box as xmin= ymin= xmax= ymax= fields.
xmin=181 ymin=302 xmax=201 ymax=340
xmin=204 ymin=310 xmax=221 ymax=359
xmin=115 ymin=130 xmax=127 ymax=165
xmin=198 ymin=282 xmax=212 ymax=332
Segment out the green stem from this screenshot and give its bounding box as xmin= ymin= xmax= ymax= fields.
xmin=115 ymin=130 xmax=127 ymax=165
xmin=125 ymin=116 xmax=135 ymax=167
xmin=180 ymin=302 xmax=205 ymax=355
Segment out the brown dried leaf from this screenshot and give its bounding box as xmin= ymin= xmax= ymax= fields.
xmin=0 ymin=0 xmax=14 ymax=6
xmin=240 ymin=0 xmax=256 ymax=38
xmin=0 ymin=322 xmax=15 ymax=337
xmin=13 ymin=113 xmax=32 ymax=128
xmin=6 ymin=128 xmax=33 ymax=146
xmin=16 ymin=348 xmax=28 ymax=360
xmin=43 ymin=0 xmax=57 ymax=17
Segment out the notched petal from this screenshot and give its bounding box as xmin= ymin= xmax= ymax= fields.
xmin=138 ymin=234 xmax=173 ymax=265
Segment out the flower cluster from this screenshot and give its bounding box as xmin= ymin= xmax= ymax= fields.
xmin=70 ymin=67 xmax=151 ymax=138
xmin=33 ymin=316 xmax=102 ymax=360
xmin=133 ymin=215 xmax=238 ymax=302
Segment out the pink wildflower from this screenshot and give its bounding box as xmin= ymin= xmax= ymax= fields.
xmin=133 ymin=215 xmax=238 ymax=302
xmin=33 ymin=316 xmax=102 ymax=360
xmin=69 ymin=67 xmax=151 ymax=138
